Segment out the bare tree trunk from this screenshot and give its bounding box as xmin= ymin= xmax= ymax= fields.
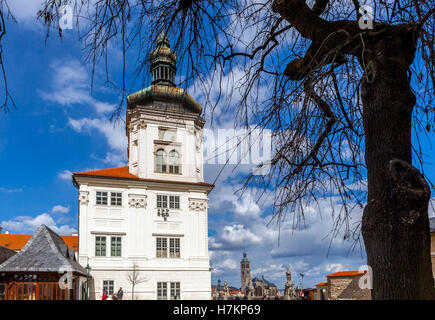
xmin=132 ymin=284 xmax=135 ymax=300
xmin=361 ymin=25 xmax=435 ymax=299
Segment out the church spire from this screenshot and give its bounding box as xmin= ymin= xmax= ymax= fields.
xmin=150 ymin=18 xmax=177 ymax=87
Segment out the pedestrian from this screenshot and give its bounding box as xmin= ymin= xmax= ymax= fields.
xmin=102 ymin=290 xmax=108 ymax=300
xmin=116 ymin=287 xmax=124 ymax=300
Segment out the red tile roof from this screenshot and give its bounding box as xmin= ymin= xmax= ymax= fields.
xmin=0 ymin=234 xmax=78 ymax=251
xmin=73 ymin=166 xmax=214 ymax=187
xmin=326 ymin=270 xmax=367 ymax=278
xmin=316 ymin=282 xmax=328 ymax=286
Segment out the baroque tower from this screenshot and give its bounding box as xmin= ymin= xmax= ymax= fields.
xmin=241 ymin=252 xmax=251 ymax=295
xmin=73 ymin=29 xmax=213 ymax=300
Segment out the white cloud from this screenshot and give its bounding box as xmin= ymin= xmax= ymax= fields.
xmin=40 ymin=60 xmax=116 ymax=115
xmin=211 ymin=224 xmax=262 ymax=250
xmin=51 ymin=205 xmax=70 ymax=214
xmin=1 ymin=213 xmax=76 ymax=235
xmin=67 ymin=117 xmax=127 ymax=166
xmin=58 ymin=169 xmax=72 ymax=181
xmin=7 ymin=0 xmax=44 ymax=26
xmin=0 ymin=187 xmax=23 ymax=193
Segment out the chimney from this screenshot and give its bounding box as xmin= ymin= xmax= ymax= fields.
xmin=0 ymin=227 xmax=2 ymax=234
xmin=72 ymin=233 xmax=78 ymax=237
xmin=5 ymin=230 xmax=9 ymax=234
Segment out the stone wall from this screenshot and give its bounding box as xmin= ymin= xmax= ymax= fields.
xmin=328 ymin=277 xmax=353 ymax=300
xmin=327 ymin=275 xmax=371 ymax=300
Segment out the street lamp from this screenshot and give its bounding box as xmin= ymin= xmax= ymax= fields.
xmin=85 ymin=259 xmax=91 ymax=300
xmin=217 ymin=279 xmax=221 ymax=300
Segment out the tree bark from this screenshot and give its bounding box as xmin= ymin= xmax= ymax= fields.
xmin=360 ymin=24 xmax=435 ymax=299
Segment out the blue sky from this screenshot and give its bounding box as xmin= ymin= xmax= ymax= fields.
xmin=0 ymin=1 xmax=434 ymax=290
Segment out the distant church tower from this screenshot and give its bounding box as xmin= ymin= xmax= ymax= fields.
xmin=241 ymin=252 xmax=251 ymax=294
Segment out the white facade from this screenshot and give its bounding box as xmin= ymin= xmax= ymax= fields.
xmin=75 ymin=176 xmax=211 ymax=300
xmin=74 ymin=42 xmax=213 ymax=298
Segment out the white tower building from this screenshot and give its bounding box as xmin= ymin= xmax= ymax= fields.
xmin=72 ymin=31 xmax=213 ymax=300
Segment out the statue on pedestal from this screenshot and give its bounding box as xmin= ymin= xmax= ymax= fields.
xmin=223 ymin=280 xmax=229 ymax=299
xmin=284 ymin=267 xmax=298 ymax=300
xmin=246 ymin=279 xmax=255 ymax=299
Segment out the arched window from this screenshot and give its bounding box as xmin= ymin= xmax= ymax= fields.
xmin=169 ymin=150 xmax=179 ymax=174
xmin=156 ymin=149 xmax=166 ymax=173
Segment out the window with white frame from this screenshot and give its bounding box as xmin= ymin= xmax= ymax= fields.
xmin=169 ymin=238 xmax=180 ymax=258
xmin=111 ymin=237 xmax=122 ymax=257
xmin=157 ymin=282 xmax=180 ymax=300
xmin=157 ymin=282 xmax=167 ymax=300
xmin=96 ymin=191 xmax=108 ymax=205
xmin=95 ymin=236 xmax=106 ymax=257
xmin=169 ymin=195 xmax=180 ymax=209
xmin=156 ymin=237 xmax=180 ymax=258
xmin=156 ymin=237 xmax=167 ymax=258
xmin=103 ymin=280 xmax=114 ymax=295
xmin=110 ymin=192 xmax=122 ymax=206
xmin=157 ymin=195 xmax=180 ymax=209
xmin=168 ymin=150 xmax=179 ymax=174
xmin=170 ymin=282 xmax=181 ymax=300
xmin=156 ymin=149 xmax=167 ymax=173
xmin=96 ymin=191 xmax=122 ymax=206
xmin=155 ymin=146 xmax=181 ymax=175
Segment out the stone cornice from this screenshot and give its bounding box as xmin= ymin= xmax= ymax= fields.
xmin=73 ymin=175 xmax=213 ymax=194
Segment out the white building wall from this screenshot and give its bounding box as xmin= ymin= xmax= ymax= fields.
xmin=78 ymin=108 xmax=211 ymax=300
xmin=78 ymin=180 xmax=210 ymax=299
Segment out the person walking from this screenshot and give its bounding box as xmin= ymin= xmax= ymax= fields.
xmin=102 ymin=291 xmax=108 ymax=300
xmin=116 ymin=287 xmax=124 ymax=300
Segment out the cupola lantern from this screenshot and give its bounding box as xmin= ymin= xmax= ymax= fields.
xmin=150 ymin=29 xmax=177 ymax=87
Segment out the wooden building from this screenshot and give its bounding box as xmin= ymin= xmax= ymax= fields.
xmin=0 ymin=245 xmax=16 ymax=300
xmin=0 ymin=225 xmax=87 ymax=300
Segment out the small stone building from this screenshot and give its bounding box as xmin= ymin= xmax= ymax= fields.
xmin=325 ymin=271 xmax=371 ymax=300
xmin=315 ymin=282 xmax=328 ymax=300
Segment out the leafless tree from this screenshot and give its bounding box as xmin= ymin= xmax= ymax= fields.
xmin=38 ymin=0 xmax=435 ymax=299
xmin=126 ymin=262 xmax=148 ymax=300
xmin=0 ymin=1 xmax=16 ymax=113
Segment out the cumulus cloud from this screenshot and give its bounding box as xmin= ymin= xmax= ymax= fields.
xmin=58 ymin=170 xmax=73 ymax=181
xmin=1 ymin=213 xmax=76 ymax=235
xmin=207 ymin=163 xmax=367 ymax=287
xmin=68 ymin=117 xmax=127 ymax=166
xmin=39 ymin=59 xmax=126 ymax=166
xmin=210 ymin=224 xmax=263 ymax=251
xmin=40 ymin=60 xmax=115 ymax=115
xmin=51 ymin=205 xmax=70 ymax=214
xmin=7 ymin=0 xmax=44 ymax=26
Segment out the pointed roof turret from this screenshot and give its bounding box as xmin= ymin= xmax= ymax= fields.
xmin=150 ymin=26 xmax=177 ymax=87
